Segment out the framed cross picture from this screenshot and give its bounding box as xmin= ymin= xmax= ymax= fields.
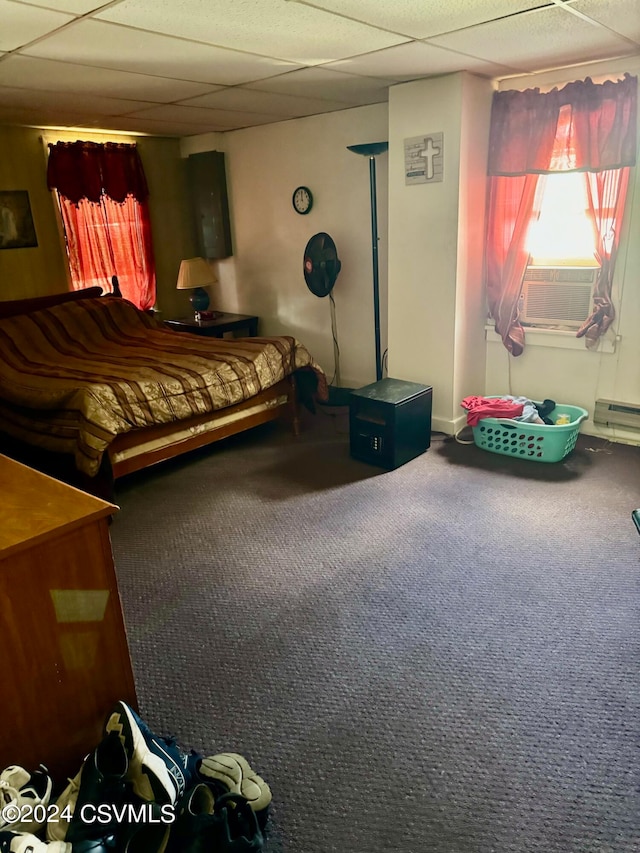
xmin=0 ymin=190 xmax=38 ymax=249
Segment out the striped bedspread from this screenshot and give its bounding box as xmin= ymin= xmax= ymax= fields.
xmin=0 ymin=297 xmax=327 ymax=476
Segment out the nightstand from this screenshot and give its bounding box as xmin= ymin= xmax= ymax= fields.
xmin=164 ymin=312 xmax=259 ymax=338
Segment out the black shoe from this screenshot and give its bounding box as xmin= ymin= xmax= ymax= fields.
xmin=170 ymin=788 xmax=262 ymax=853
xmin=213 ymin=793 xmax=263 ymax=853
xmin=73 ymin=823 xmax=170 ymax=853
xmin=62 ymin=732 xmax=130 ymax=843
xmin=169 ymin=784 xmax=215 ymax=853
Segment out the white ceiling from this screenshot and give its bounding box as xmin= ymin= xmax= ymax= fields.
xmin=0 ymin=0 xmax=638 ymax=137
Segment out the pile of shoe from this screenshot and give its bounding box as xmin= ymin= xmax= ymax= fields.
xmin=0 ymin=701 xmax=271 ymax=853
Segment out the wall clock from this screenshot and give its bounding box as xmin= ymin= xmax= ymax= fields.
xmin=292 ymin=186 xmax=313 ymax=215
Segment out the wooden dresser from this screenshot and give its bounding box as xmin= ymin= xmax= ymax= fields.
xmin=0 ymin=455 xmax=137 ymax=782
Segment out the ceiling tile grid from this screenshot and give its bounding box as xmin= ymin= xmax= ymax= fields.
xmin=21 ymin=19 xmax=302 ymax=85
xmin=291 ymin=0 xmax=554 ymax=40
xmin=0 ymin=55 xmax=220 ymax=103
xmin=0 ymin=0 xmax=637 ymax=136
xmin=570 ymin=0 xmax=640 ymax=43
xmin=244 ymin=66 xmax=396 ymax=105
xmin=94 ymin=0 xmax=412 ymax=64
xmin=426 ymin=5 xmax=638 ymax=73
xmin=177 ymin=87 xmax=349 ymax=118
xmin=323 ymin=41 xmax=523 ymax=83
xmin=0 ymin=0 xmax=74 ymax=51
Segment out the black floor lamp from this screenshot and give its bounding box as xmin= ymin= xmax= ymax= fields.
xmin=347 ymin=140 xmax=388 ymax=382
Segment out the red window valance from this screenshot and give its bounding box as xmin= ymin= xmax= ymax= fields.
xmin=47 ymin=141 xmax=149 ymax=204
xmin=488 ymin=73 xmax=637 ymax=176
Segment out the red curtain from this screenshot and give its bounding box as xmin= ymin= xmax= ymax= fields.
xmin=485 ymin=174 xmax=546 ymax=356
xmin=576 ymin=168 xmax=631 ymax=347
xmin=485 ymin=73 xmax=637 ymax=354
xmin=47 ymin=141 xmax=149 ymax=204
xmin=47 ymin=141 xmax=156 ymax=310
xmin=487 ymin=87 xmax=561 ymax=175
xmin=488 ymin=73 xmax=637 ymax=176
xmin=59 ymin=195 xmax=156 ymax=311
xmin=563 ymin=75 xmax=637 ymax=171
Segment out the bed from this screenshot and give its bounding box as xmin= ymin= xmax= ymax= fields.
xmin=0 ymin=287 xmax=327 ymax=490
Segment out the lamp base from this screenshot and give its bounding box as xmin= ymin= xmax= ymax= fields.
xmin=189 ymin=286 xmax=210 ymax=314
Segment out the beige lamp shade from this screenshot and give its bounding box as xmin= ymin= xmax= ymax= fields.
xmin=176 ymin=257 xmax=217 ymax=290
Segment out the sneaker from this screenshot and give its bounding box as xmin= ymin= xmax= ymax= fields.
xmin=47 ymin=732 xmax=130 ymax=844
xmin=0 ymin=831 xmax=69 ymax=853
xmin=104 ymin=702 xmax=194 ymax=805
xmin=0 ymin=766 xmax=53 ymax=834
xmin=168 ymin=784 xmax=215 ymax=853
xmin=211 ymin=793 xmax=263 ymax=853
xmin=0 ymin=829 xmax=167 ymax=853
xmin=196 ymin=754 xmax=271 ymax=829
xmin=169 ymin=788 xmax=262 ymax=853
xmin=118 ymin=824 xmax=170 ymax=853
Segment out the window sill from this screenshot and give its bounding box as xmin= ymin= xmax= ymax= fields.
xmin=484 ymin=324 xmax=617 ymax=353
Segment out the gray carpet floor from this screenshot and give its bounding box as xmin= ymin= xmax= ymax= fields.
xmin=109 ymin=409 xmax=640 ymax=853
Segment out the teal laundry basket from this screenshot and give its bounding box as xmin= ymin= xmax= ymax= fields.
xmin=472 ymin=400 xmax=588 ymax=463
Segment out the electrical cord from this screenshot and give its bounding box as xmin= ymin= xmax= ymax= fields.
xmin=454 ymin=426 xmax=476 ymax=445
xmin=328 ymin=291 xmax=340 ymax=387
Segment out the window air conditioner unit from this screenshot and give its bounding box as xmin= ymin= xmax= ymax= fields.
xmin=519 ymin=266 xmax=597 ymax=328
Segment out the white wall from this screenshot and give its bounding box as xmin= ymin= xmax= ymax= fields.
xmin=454 ymin=73 xmax=494 ymax=429
xmin=387 ymin=75 xmax=461 ymax=428
xmin=179 ymin=59 xmax=638 ymax=446
xmin=182 ymin=108 xmax=388 ymax=389
xmin=387 ymin=72 xmax=493 ymax=433
xmin=487 ymin=58 xmax=640 ymax=444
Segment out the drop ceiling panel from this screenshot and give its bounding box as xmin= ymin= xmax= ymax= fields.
xmin=0 ymin=105 xmax=101 ymax=128
xmin=179 ymin=87 xmax=348 ymax=118
xmin=427 ymin=6 xmax=637 ymax=72
xmin=95 ymin=0 xmax=411 ymax=64
xmin=246 ymin=68 xmax=395 ymax=105
xmin=0 ymin=0 xmax=636 ymax=137
xmin=0 ymin=0 xmax=74 ymax=51
xmin=124 ymin=103 xmax=283 ymax=130
xmin=0 ymin=85 xmax=155 ymax=116
xmin=298 ymin=0 xmax=551 ymax=40
xmin=22 ymin=20 xmax=301 ymax=85
xmin=88 ymin=115 xmax=226 ymax=136
xmin=326 ymin=41 xmax=522 ymax=83
xmin=18 ymin=0 xmax=113 ymax=12
xmin=0 ymin=56 xmax=220 ymax=103
xmin=572 ymin=0 xmax=640 ymax=42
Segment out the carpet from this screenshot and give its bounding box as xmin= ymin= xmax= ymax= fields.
xmin=110 ymin=410 xmax=640 ymax=853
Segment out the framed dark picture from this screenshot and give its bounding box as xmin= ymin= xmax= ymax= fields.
xmin=0 ymin=190 xmax=38 ymax=249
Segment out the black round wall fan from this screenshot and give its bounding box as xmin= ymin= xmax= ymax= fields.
xmin=303 ymin=232 xmax=341 ymax=297
xmin=302 ymin=232 xmax=348 ymax=402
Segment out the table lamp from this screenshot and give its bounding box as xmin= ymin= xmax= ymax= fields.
xmin=176 ymin=257 xmax=219 ymax=320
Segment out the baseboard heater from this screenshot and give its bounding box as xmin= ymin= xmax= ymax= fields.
xmin=594 ymin=399 xmax=640 ymax=430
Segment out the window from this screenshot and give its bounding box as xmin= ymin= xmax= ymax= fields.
xmin=526 ymin=172 xmax=598 ymax=267
xmin=47 ymin=141 xmax=156 ymax=311
xmin=58 ymin=194 xmax=156 ymax=309
xmin=484 ymin=73 xmax=636 ymax=354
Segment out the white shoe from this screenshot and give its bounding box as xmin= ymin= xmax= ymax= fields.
xmin=44 ymin=768 xmax=81 ymax=844
xmin=0 ymin=830 xmax=70 ymax=852
xmin=0 ymin=767 xmax=53 ymax=835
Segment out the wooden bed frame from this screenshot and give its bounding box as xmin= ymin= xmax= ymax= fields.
xmin=0 ymin=287 xmax=301 ymax=491
xmin=108 ymin=375 xmax=299 ymax=478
